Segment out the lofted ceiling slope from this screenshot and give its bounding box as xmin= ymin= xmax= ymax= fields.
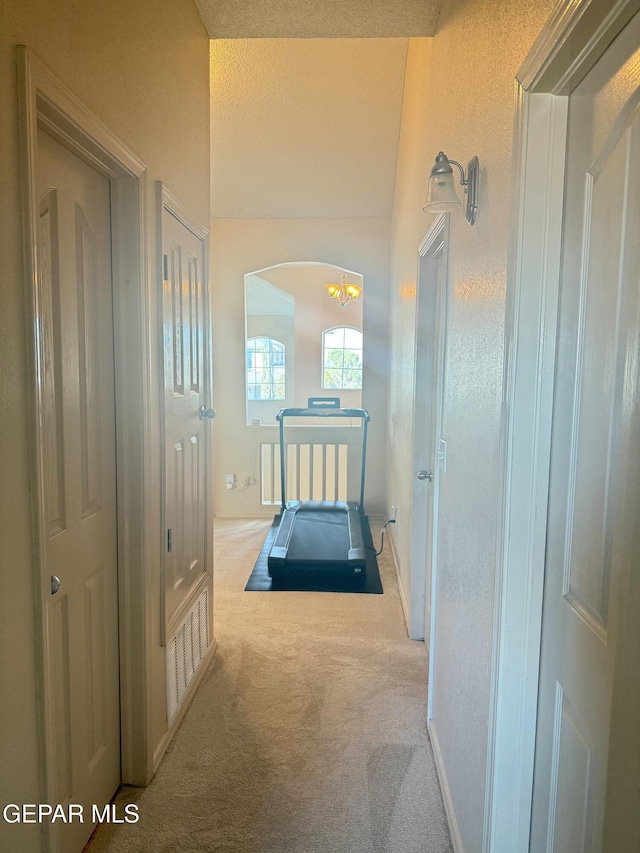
xmin=204 ymin=1 xmax=444 ymax=219
xmin=210 ymin=38 xmax=410 ymax=219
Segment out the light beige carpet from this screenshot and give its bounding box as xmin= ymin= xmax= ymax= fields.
xmin=86 ymin=518 xmax=453 ymax=853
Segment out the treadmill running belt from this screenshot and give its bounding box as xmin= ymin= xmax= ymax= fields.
xmin=268 ymin=500 xmax=367 ymax=575
xmin=245 ymin=515 xmax=383 ymax=593
xmin=285 ymin=511 xmax=350 ymax=562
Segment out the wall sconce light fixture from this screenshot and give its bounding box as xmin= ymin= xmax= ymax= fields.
xmin=422 ymin=151 xmax=479 ymax=225
xmin=326 ymin=273 xmax=363 ymax=307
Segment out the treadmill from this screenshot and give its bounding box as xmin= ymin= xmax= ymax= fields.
xmin=267 ymin=397 xmax=370 ymax=579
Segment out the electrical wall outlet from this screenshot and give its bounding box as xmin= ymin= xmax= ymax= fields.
xmin=250 ymin=418 xmax=261 ymax=426
xmin=225 ymin=473 xmax=235 ymax=490
xmin=391 ymin=504 xmax=397 ymax=521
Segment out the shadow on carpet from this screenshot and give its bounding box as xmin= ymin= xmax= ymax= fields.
xmin=245 ymin=515 xmax=383 ymax=594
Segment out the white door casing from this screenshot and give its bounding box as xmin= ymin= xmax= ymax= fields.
xmin=158 ymin=185 xmax=213 ymax=646
xmin=417 ymin=218 xmax=462 ymax=846
xmin=408 ymin=214 xmax=448 ymax=644
xmin=486 ymin=2 xmax=640 ymax=850
xmin=18 ymin=47 xmax=153 ymax=833
xmin=37 ymin=128 xmax=120 ymax=853
xmin=530 ymin=15 xmax=640 ymax=850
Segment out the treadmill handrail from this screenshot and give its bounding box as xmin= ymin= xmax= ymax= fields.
xmin=277 ymin=401 xmax=370 ymax=512
xmin=276 ymin=406 xmax=370 ymax=421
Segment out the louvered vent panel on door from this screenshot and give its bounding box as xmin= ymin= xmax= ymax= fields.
xmin=166 ymin=587 xmax=209 ymax=722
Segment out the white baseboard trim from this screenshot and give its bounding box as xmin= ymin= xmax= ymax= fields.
xmin=429 ymin=719 xmax=464 ymax=853
xmin=388 ymin=527 xmax=411 ymax=635
xmin=152 ymin=638 xmax=218 ymax=774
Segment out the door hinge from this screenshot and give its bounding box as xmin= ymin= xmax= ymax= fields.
xmin=167 ymin=528 xmax=172 ymax=553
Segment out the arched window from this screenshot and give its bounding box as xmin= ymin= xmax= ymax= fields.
xmin=322 ymin=326 xmax=363 ymax=390
xmin=246 ymin=337 xmax=286 ymax=400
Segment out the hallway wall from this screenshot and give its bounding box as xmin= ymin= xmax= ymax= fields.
xmin=0 ymin=2 xmax=210 ymax=850
xmin=210 ymin=217 xmax=390 ymax=518
xmin=387 ymin=1 xmax=556 ymax=849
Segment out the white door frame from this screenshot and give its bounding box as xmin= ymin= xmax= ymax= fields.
xmin=484 ymin=1 xmax=640 ymax=850
xmin=408 ymin=214 xmax=448 ymax=643
xmin=17 ymin=46 xmax=153 ymax=834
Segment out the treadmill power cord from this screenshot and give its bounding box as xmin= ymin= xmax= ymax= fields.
xmin=368 ymin=518 xmax=396 ymax=556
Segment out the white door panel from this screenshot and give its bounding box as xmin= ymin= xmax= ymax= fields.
xmin=37 ymin=128 xmax=120 ymax=853
xmin=531 ymin=13 xmax=640 ymax=851
xmin=162 ymin=208 xmax=210 ymax=626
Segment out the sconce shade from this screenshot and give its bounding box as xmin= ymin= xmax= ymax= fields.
xmin=326 ymin=273 xmax=362 ymax=307
xmin=423 ymin=172 xmax=462 ymax=213
xmin=423 ymin=151 xmax=462 ymax=213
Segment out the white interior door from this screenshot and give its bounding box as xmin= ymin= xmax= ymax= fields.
xmin=37 ymin=128 xmax=120 ymax=852
xmin=530 ymin=14 xmax=640 ymax=851
xmin=161 ymin=199 xmax=212 ymax=629
xmin=409 ymin=220 xmax=447 ymax=643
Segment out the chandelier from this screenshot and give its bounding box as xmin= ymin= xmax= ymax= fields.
xmin=325 ymin=273 xmax=363 ymax=307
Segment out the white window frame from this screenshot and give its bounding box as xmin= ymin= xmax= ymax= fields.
xmin=321 ymin=325 xmax=363 ymax=391
xmin=246 ymin=336 xmax=286 ymax=401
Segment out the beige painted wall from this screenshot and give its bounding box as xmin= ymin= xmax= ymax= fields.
xmin=0 ymin=1 xmax=209 ymax=849
xmin=211 ymin=218 xmax=389 ymax=518
xmin=387 ymin=1 xmax=557 ymax=849
xmin=209 ymin=38 xmax=408 ymax=219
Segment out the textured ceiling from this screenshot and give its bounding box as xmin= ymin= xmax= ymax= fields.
xmin=195 ymin=0 xmax=442 ymax=38
xmin=210 ymin=38 xmax=410 ymax=219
